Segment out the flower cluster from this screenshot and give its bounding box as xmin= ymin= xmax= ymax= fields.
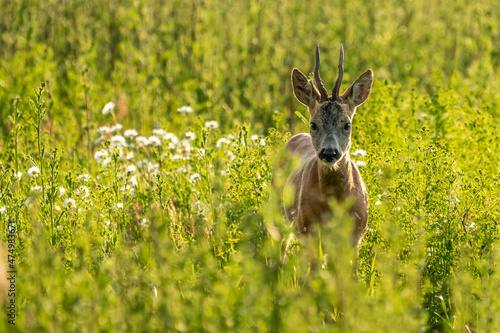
xmin=13 ymin=102 xmax=268 ymax=238
xmin=352 ymin=149 xmax=367 ymax=168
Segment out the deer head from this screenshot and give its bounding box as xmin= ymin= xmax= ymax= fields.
xmin=291 ymin=42 xmax=373 ymax=167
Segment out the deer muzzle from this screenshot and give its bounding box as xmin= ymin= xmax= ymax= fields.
xmin=318 ymin=147 xmax=341 ymax=163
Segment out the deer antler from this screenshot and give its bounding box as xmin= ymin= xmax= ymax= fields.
xmin=331 ymin=44 xmax=344 ymax=102
xmin=314 ymin=41 xmax=329 ymax=102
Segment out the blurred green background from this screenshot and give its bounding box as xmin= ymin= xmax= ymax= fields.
xmin=1 ymin=0 xmax=500 ymax=139
xmin=1 ymin=0 xmax=500 ymax=332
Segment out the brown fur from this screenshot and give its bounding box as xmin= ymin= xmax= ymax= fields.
xmin=285 ymin=48 xmax=373 ymax=245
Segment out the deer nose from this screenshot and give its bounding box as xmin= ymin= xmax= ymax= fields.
xmin=319 ymin=148 xmax=340 ymax=163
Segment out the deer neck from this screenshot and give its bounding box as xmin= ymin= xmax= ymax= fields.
xmin=317 ymin=154 xmax=353 ymax=198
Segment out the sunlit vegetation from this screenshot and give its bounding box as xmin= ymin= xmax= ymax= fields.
xmin=1 ymin=0 xmax=500 ymax=331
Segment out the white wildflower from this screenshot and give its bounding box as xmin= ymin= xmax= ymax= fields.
xmin=170 ymin=154 xmax=183 ymax=162
xmin=178 ymin=140 xmax=191 ymax=155
xmin=163 ymin=133 xmax=179 ymax=149
xmin=150 ymin=163 xmax=160 ymax=175
xmin=204 ymin=120 xmax=219 ymax=129
xmin=0 ymin=206 xmax=6 ymax=214
xmin=64 ymin=198 xmax=76 ymax=208
xmin=57 ymin=225 xmax=63 ymax=231
xmin=110 ymin=135 xmax=126 ymax=148
xmin=102 ymin=101 xmax=115 ymax=115
xmin=135 ymin=136 xmax=149 ymax=148
xmin=130 ymin=175 xmax=138 ymax=187
xmin=177 ymin=106 xmax=193 ymax=113
xmin=260 ymin=139 xmax=266 ymax=146
xmin=221 ymin=168 xmax=230 ymax=176
xmin=101 ymin=158 xmax=112 ymax=168
xmin=111 ymin=124 xmax=123 ymax=133
xmin=152 ymin=129 xmax=166 ymax=137
xmin=55 ymin=205 xmax=61 ymax=212
xmin=185 ymin=131 xmax=196 ymax=141
xmin=375 ymin=200 xmax=382 ymax=206
xmin=57 ymin=187 xmax=66 ymax=197
xmin=77 ymin=174 xmax=91 ymax=182
xmin=97 ymin=126 xmax=112 ymax=135
xmin=355 ymin=161 xmax=366 ymax=168
xmin=94 ymin=150 xmax=108 ymax=163
xmin=468 ymin=222 xmax=477 ymax=232
xmin=27 ymin=166 xmax=40 ymax=177
xmin=227 ymin=151 xmax=236 ymax=162
xmin=250 ymin=135 xmax=259 ymax=141
xmin=76 ymin=186 xmax=90 ymax=198
xmin=140 ymin=218 xmax=150 ymax=228
xmin=121 ymin=185 xmax=135 ymax=195
xmin=216 ymin=138 xmax=231 ymax=149
xmin=124 ymin=129 xmax=139 ymax=138
xmin=113 ymin=203 xmax=124 ymax=211
xmin=352 ymin=149 xmax=367 ymax=157
xmin=125 ymin=151 xmax=134 ymax=160
xmin=148 ymin=136 xmax=161 ymax=147
xmin=30 ymin=185 xmax=42 ymax=192
xmin=190 ymin=173 xmax=202 ymax=183
xmin=127 ymin=165 xmax=137 ymax=173
xmin=14 ymin=171 xmax=22 ymax=181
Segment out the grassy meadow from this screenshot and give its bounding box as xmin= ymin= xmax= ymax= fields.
xmin=1 ymin=0 xmax=500 ymax=331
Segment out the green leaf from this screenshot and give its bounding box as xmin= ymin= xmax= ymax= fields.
xmin=295 ymin=111 xmax=310 ymax=125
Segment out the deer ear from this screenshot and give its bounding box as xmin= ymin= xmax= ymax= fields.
xmin=291 ymin=69 xmax=320 ymax=109
xmin=342 ymin=69 xmax=373 ymax=109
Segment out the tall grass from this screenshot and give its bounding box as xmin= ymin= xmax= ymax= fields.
xmin=1 ymin=0 xmax=500 ymax=332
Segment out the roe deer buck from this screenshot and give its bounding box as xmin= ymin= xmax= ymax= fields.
xmin=284 ymin=42 xmax=373 ymax=245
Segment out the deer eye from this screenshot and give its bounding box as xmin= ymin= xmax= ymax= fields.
xmin=310 ymin=122 xmax=317 ymax=131
xmin=344 ymin=122 xmax=351 ymax=131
